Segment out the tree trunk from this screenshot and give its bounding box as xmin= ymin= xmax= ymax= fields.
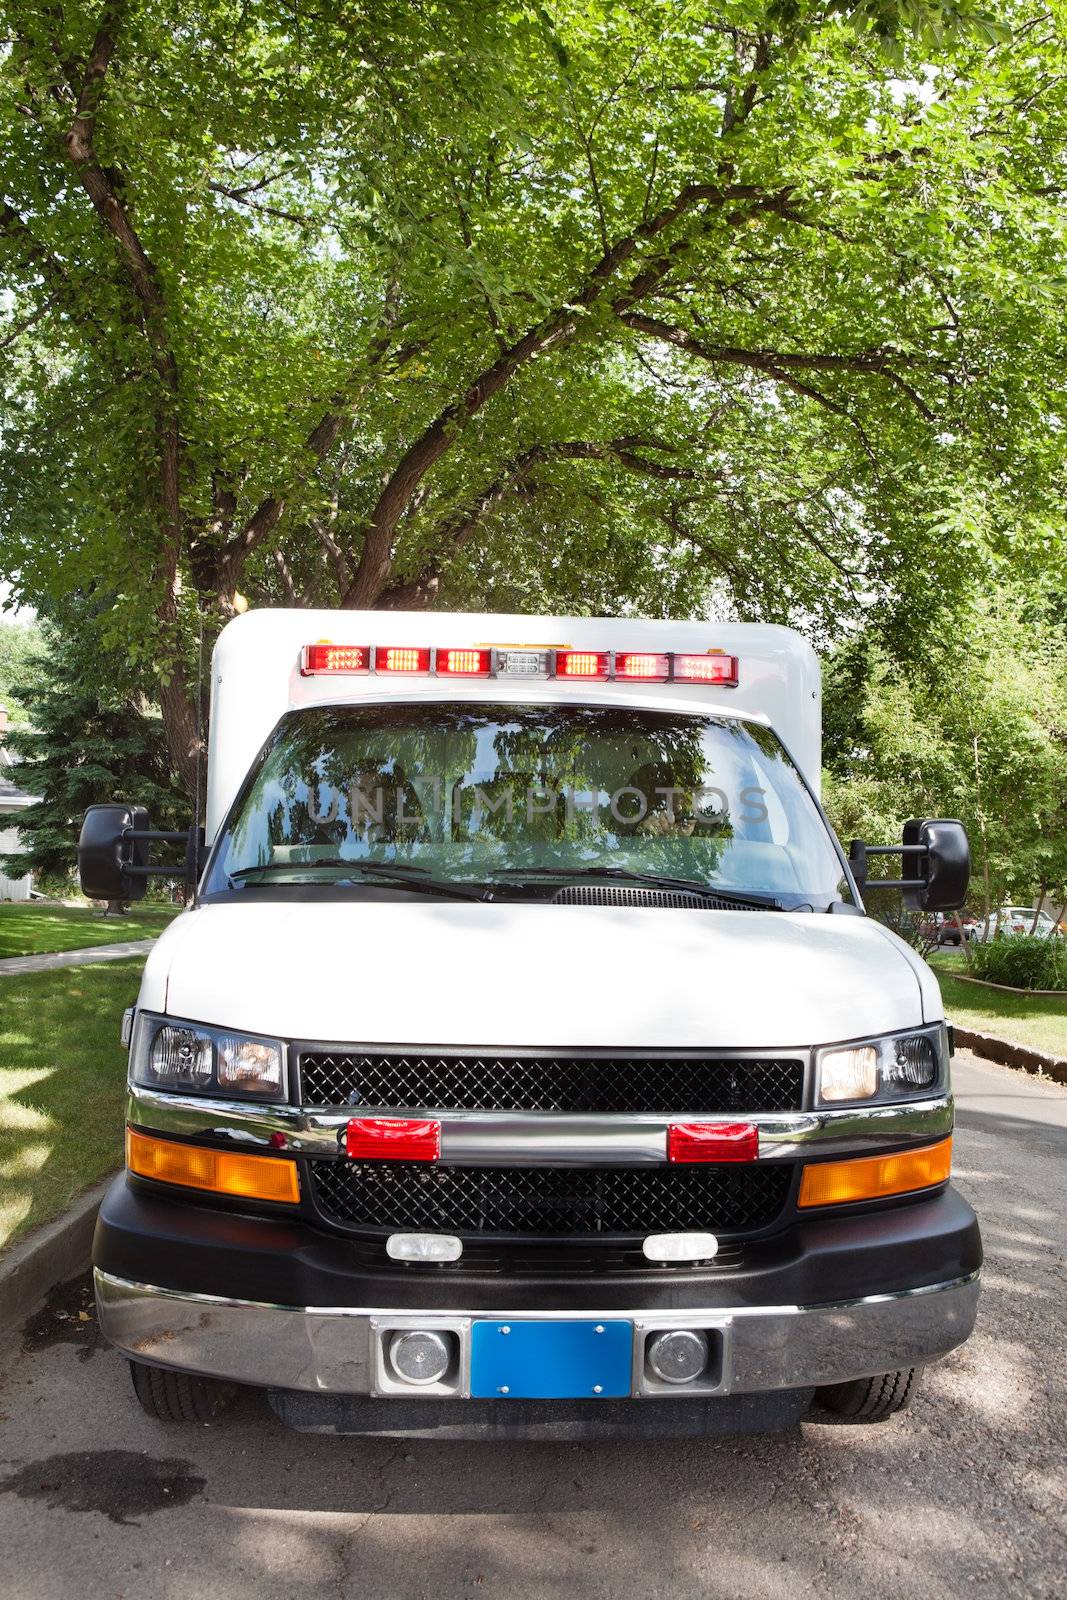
xmin=1029 ymin=884 xmax=1047 ymax=935
xmin=157 ymin=661 xmax=203 ymax=808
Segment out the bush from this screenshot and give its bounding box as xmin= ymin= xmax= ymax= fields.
xmin=972 ymin=936 xmax=1067 ymax=991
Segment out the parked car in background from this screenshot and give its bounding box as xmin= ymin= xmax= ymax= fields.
xmin=920 ymin=911 xmax=978 ymax=946
xmin=972 ymin=907 xmax=1063 ymax=943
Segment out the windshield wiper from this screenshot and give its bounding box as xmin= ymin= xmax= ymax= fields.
xmin=487 ymin=866 xmax=785 ymax=910
xmin=228 ymin=860 xmax=487 ymax=901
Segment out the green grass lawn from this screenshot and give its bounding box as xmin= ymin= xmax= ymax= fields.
xmin=0 ymin=901 xmax=179 ymax=959
xmin=0 ymin=957 xmax=142 ymax=1250
xmin=930 ymin=951 xmax=1067 ymax=1059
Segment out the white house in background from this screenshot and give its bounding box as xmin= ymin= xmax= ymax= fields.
xmin=0 ymin=703 xmax=41 ymax=901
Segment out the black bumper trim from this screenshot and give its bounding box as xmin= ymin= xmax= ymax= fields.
xmin=93 ymin=1176 xmax=981 ymax=1314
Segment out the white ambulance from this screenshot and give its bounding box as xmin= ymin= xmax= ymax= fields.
xmin=80 ymin=610 xmax=980 ymax=1437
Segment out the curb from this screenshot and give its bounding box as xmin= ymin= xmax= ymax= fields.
xmin=0 ymin=1174 xmax=116 ymax=1333
xmin=953 ymin=1026 xmax=1067 ymax=1086
xmin=946 ymin=971 xmax=1067 ymax=998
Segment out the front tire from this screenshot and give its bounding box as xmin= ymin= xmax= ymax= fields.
xmin=815 ymin=1367 xmax=921 ymax=1422
xmin=130 ymin=1360 xmax=238 ymax=1423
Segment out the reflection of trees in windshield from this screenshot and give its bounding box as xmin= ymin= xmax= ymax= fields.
xmin=216 ymin=703 xmax=849 ymax=902
xmin=464 ymin=711 xmax=730 ymax=872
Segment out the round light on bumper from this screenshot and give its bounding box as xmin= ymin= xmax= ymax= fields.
xmin=645 ymin=1329 xmax=709 ymax=1385
xmin=387 ymin=1329 xmax=451 ymax=1386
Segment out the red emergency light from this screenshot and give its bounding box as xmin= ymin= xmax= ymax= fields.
xmin=345 ymin=1117 xmax=441 ymax=1161
xmin=301 ymin=644 xmax=370 ymax=675
xmin=667 ymin=1121 xmax=758 ymax=1163
xmin=300 ymin=644 xmax=741 ymax=686
xmin=615 ymin=651 xmax=671 ymax=682
xmin=437 ymin=647 xmax=492 ymax=677
xmin=555 ymin=650 xmax=610 ymax=680
xmin=375 ymin=646 xmax=431 ymax=675
xmin=672 ymin=653 xmax=739 ymax=687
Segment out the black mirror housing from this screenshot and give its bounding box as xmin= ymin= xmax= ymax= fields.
xmin=903 ymin=818 xmax=970 ymax=911
xmin=848 ymin=818 xmax=970 ymax=911
xmin=78 ymin=804 xmax=150 ymax=903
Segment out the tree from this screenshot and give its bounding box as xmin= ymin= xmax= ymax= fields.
xmin=1 ymin=2 xmax=1064 ymax=794
xmin=0 ymin=606 xmax=188 ymax=885
xmin=0 ymin=616 xmax=41 ymax=727
xmin=822 ymin=595 xmax=1067 ymax=921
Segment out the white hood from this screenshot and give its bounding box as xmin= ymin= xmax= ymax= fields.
xmin=141 ymin=902 xmax=937 ymax=1050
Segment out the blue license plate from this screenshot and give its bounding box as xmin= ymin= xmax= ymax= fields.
xmin=471 ymin=1319 xmax=632 ymax=1399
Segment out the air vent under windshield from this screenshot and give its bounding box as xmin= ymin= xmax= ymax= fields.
xmin=550 ymin=885 xmax=758 ymax=910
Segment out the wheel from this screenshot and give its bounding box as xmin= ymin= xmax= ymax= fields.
xmin=129 ymin=1359 xmax=238 ymax=1422
xmin=815 ymin=1367 xmax=921 ymax=1422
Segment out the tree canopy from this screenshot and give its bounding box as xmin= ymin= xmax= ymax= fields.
xmin=0 ymin=601 xmax=187 ymax=883
xmin=823 ymin=592 xmax=1067 ymax=917
xmin=1 ymin=1 xmax=1064 ymax=792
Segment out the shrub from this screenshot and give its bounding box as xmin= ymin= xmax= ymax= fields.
xmin=972 ymin=935 xmax=1067 ymax=991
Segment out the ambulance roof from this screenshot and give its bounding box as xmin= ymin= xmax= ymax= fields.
xmin=206 ymin=609 xmax=821 ymax=838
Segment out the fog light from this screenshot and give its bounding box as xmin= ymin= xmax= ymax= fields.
xmin=646 ymin=1329 xmax=709 ymax=1385
xmin=388 ymin=1329 xmax=451 ymax=1385
xmin=642 ymin=1232 xmax=719 ymax=1264
xmin=386 ymin=1233 xmax=463 ymax=1263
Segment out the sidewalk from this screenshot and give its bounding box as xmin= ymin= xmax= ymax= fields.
xmin=0 ymin=940 xmax=155 ymax=976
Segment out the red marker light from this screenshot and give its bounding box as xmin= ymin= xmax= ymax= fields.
xmin=667 ymin=1121 xmax=758 ymax=1163
xmin=672 ymin=653 xmax=739 ymax=687
xmin=556 ymin=650 xmax=609 ymax=680
xmin=437 ymin=647 xmax=492 ymax=677
xmin=345 ymin=1117 xmax=441 ymax=1161
xmin=615 ymin=651 xmax=670 ymax=681
xmin=301 ymin=644 xmax=369 ymax=675
xmin=375 ymin=646 xmax=431 ymax=674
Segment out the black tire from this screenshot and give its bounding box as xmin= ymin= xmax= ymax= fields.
xmin=815 ymin=1367 xmax=921 ymax=1422
xmin=129 ymin=1359 xmax=238 ymax=1423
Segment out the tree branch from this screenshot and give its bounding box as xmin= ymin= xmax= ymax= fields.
xmin=222 ymin=301 xmax=411 ymax=575
xmin=376 ymin=438 xmax=704 ymax=609
xmin=340 ymin=180 xmax=785 ymax=606
xmin=207 ymin=181 xmax=314 ymax=228
xmin=618 ymin=311 xmax=938 ymax=443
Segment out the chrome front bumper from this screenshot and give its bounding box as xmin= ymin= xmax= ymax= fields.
xmin=95 ymin=1268 xmax=980 ymax=1398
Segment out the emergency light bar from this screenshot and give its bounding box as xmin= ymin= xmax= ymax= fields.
xmin=302 ymin=645 xmax=738 ymax=685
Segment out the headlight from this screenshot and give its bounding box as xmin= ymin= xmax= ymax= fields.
xmin=816 ymin=1027 xmax=946 ymax=1107
xmin=131 ymin=1013 xmax=286 ymax=1100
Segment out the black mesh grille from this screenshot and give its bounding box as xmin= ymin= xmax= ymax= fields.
xmin=299 ymin=1051 xmax=804 ymax=1114
xmin=309 ymin=1160 xmax=792 ymax=1238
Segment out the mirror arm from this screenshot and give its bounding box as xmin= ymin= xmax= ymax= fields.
xmin=848 ymin=840 xmax=931 ymax=891
xmin=120 ymin=825 xmax=207 ymax=896
xmin=123 ymin=829 xmax=191 ymax=847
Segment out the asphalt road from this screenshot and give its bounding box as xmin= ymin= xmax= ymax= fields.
xmin=0 ymin=1049 xmax=1063 ymax=1600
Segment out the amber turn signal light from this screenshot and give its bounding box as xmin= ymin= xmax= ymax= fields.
xmin=126 ymin=1128 xmax=300 ymax=1203
xmin=798 ymin=1137 xmax=952 ymax=1208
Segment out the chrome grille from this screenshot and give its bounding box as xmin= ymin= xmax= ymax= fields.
xmin=298 ymin=1051 xmax=805 ymax=1114
xmin=308 ymin=1160 xmax=792 ymax=1238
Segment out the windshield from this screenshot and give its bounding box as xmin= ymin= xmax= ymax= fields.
xmin=207 ymin=702 xmax=852 ymax=907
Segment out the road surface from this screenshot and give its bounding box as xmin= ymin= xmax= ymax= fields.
xmin=0 ymin=1050 xmax=1063 ymax=1599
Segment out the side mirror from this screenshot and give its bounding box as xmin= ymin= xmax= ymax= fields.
xmin=849 ymin=818 xmax=970 ymax=911
xmin=78 ymin=804 xmax=150 ymax=903
xmin=902 ymin=818 xmax=970 ymax=911
xmin=78 ymin=807 xmax=206 ymax=901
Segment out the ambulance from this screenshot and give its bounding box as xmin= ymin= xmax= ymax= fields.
xmin=79 ymin=610 xmax=981 ymax=1437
